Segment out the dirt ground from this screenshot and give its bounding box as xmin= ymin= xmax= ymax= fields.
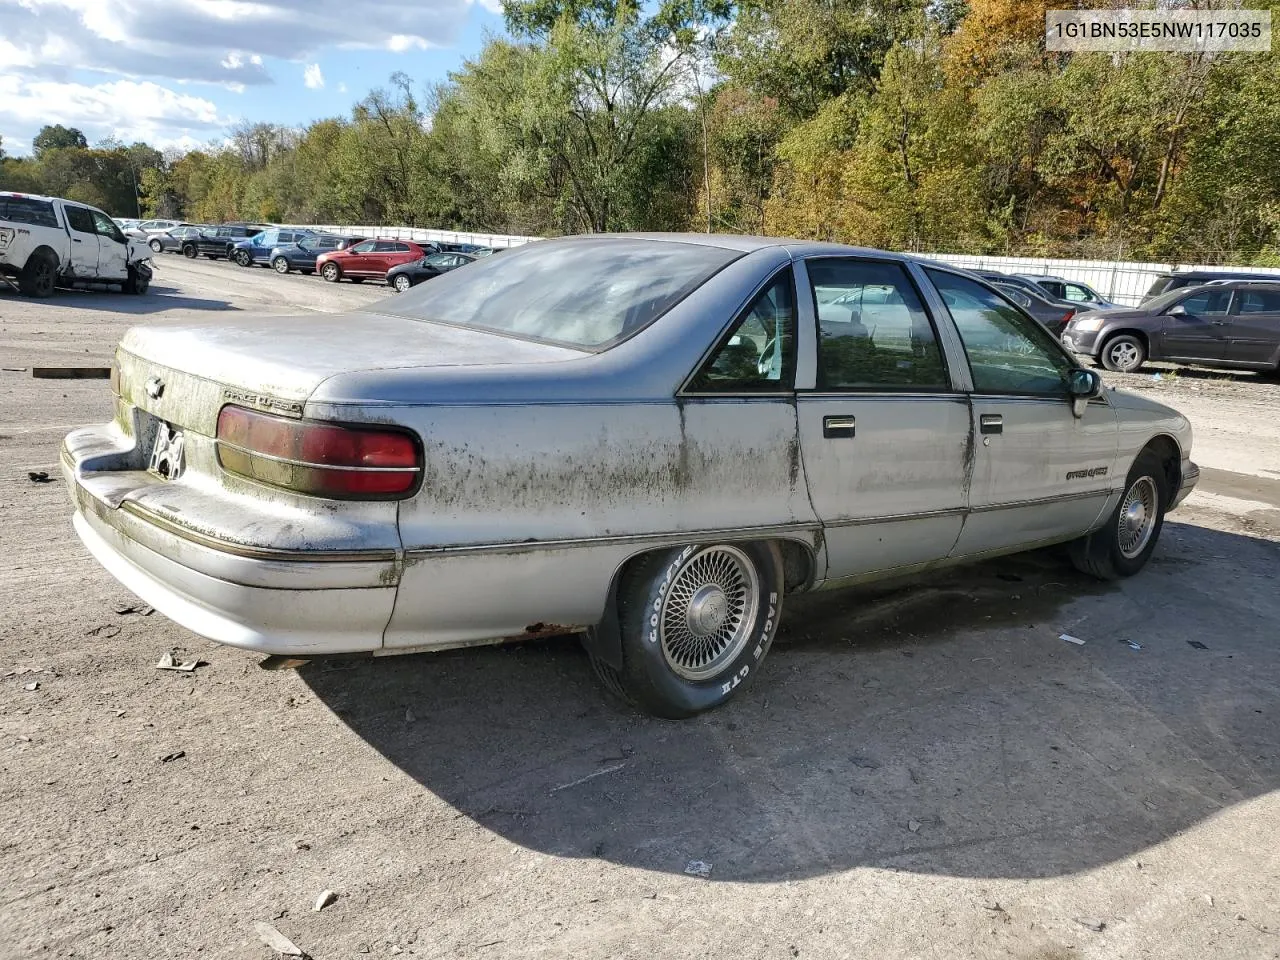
xmin=2 ymin=258 xmax=1278 ymax=960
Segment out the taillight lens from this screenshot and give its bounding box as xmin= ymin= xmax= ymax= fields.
xmin=1060 ymin=309 xmax=1076 ymax=331
xmin=216 ymin=405 xmax=421 ymax=498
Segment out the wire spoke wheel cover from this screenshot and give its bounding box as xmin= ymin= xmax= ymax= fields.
xmin=658 ymin=545 xmax=759 ymax=681
xmin=1117 ymin=475 xmax=1158 ymax=559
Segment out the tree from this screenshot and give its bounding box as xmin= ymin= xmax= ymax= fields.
xmin=33 ymin=124 xmax=88 ymax=158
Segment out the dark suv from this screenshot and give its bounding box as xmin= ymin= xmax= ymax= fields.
xmin=1140 ymin=270 xmax=1280 ymax=302
xmin=1062 ymin=280 xmax=1280 ymax=374
xmin=181 ymin=223 xmax=271 ymax=260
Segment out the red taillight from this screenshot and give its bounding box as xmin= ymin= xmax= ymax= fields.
xmin=216 ymin=405 xmax=421 ymax=498
xmin=1060 ymin=309 xmax=1076 ymax=331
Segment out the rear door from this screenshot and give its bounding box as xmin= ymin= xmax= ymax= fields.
xmin=1159 ymin=287 xmax=1234 ymax=361
xmin=90 ymin=209 xmax=129 ymax=279
xmin=369 ymin=240 xmax=400 ymax=276
xmin=795 ymin=257 xmax=973 ymax=582
xmin=62 ymin=204 xmax=102 ymax=277
xmin=925 ymin=269 xmax=1118 ymax=556
xmin=1228 ymin=288 xmax=1280 ymax=366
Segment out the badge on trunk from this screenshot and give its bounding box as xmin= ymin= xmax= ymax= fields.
xmin=149 ymin=423 xmax=185 ymax=480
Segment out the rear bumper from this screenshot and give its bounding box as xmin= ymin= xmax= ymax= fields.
xmin=1171 ymin=460 xmax=1199 ymax=511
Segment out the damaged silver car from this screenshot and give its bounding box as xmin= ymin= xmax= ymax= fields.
xmin=63 ymin=234 xmax=1198 ymax=717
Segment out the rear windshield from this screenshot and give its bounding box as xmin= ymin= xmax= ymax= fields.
xmin=1143 ymin=276 xmax=1173 ymax=299
xmin=384 ymin=238 xmax=742 ymax=349
xmin=0 ymin=196 xmax=59 ymax=228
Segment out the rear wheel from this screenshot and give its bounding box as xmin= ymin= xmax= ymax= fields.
xmin=1100 ymin=334 xmax=1146 ymax=373
xmin=233 ymin=250 xmax=252 ymax=267
xmin=1069 ymin=450 xmax=1169 ymax=580
xmin=273 ymin=257 xmax=290 ymax=274
xmin=393 ymin=274 xmax=412 ymax=292
xmin=322 ymin=262 xmax=342 ymax=282
xmin=148 ymin=238 xmax=163 ymax=253
xmin=18 ymin=251 xmax=57 ymax=298
xmin=591 ymin=542 xmax=784 ymax=718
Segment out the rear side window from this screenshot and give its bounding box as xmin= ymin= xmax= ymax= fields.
xmin=0 ymin=196 xmax=59 ymax=228
xmin=689 ymin=269 xmax=796 ymax=392
xmin=1062 ymin=283 xmax=1095 ymax=302
xmin=65 ymin=206 xmax=96 ymax=233
xmin=808 ymin=258 xmax=948 ymax=390
xmin=1239 ymin=290 xmax=1280 ymax=313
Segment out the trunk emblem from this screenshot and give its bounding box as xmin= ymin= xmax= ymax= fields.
xmin=145 ymin=376 xmax=165 ymax=400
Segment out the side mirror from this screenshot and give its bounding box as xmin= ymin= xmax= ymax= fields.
xmin=1166 ymin=304 xmax=1187 ymax=316
xmin=1068 ymin=368 xmax=1103 ymax=418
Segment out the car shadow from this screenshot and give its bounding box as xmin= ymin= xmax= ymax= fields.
xmin=0 ymin=283 xmax=237 ymax=314
xmin=300 ymin=521 xmax=1280 ymax=882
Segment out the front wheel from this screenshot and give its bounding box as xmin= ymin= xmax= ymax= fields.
xmin=183 ymin=244 xmax=198 ymax=259
xmin=273 ymin=257 xmax=290 ymax=274
xmin=124 ymin=263 xmax=150 ymax=295
xmin=393 ymin=274 xmax=412 ymax=292
xmin=1069 ymin=450 xmax=1169 ymax=580
xmin=233 ymin=250 xmax=252 ymax=267
xmin=591 ymin=541 xmax=785 ymax=718
xmin=1100 ymin=334 xmax=1146 ymax=373
xmin=321 ymin=263 xmax=341 ymax=282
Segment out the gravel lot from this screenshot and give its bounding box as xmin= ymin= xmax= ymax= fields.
xmin=2 ymin=258 xmax=1279 ymax=960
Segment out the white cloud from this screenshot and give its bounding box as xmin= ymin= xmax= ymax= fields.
xmin=304 ymin=63 xmax=324 ymax=89
xmin=337 ymin=82 xmax=348 ymax=94
xmin=388 ymin=34 xmax=429 ymax=53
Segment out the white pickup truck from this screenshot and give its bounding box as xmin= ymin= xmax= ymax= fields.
xmin=0 ymin=192 xmax=153 ymax=298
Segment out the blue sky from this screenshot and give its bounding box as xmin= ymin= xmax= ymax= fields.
xmin=0 ymin=0 xmax=507 ymax=157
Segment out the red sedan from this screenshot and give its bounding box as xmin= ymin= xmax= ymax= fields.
xmin=316 ymin=239 xmax=431 ymax=284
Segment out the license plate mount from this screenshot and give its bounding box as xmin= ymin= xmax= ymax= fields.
xmin=148 ymin=422 xmax=185 ymax=480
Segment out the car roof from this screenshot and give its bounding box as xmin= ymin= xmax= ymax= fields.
xmin=1165 ymin=269 xmax=1280 ymax=279
xmin=552 ymin=232 xmax=940 ymax=263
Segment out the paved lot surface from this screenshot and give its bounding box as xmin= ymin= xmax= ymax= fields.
xmin=2 ymin=258 xmax=1279 ymax=960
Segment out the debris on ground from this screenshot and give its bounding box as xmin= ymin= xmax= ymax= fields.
xmin=27 ymin=471 xmax=52 ymax=483
xmin=1059 ymin=633 xmax=1086 ymax=645
xmin=159 ymin=751 xmax=185 ymax=763
xmin=908 ymin=819 xmax=922 ymax=832
xmin=1188 ymin=641 xmax=1209 ymax=650
xmin=155 ymin=651 xmax=201 ymax=672
xmin=313 ymin=889 xmax=338 ymax=912
xmin=113 ymin=602 xmax=143 ymax=615
xmin=684 ymin=860 xmax=713 ymax=878
xmin=1119 ymin=640 xmax=1143 ymax=651
xmin=86 ymin=625 xmax=121 ymax=639
xmin=1075 ymin=918 xmax=1107 ymax=933
xmin=253 ymin=920 xmax=309 ymax=958
xmin=23 ymin=681 xmax=40 ymax=691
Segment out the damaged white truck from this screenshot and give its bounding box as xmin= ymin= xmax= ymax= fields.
xmin=0 ymin=192 xmax=153 ymax=298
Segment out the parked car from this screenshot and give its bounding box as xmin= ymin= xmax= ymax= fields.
xmin=316 ymin=238 xmax=431 ymax=283
xmin=231 ymin=228 xmax=317 ymax=267
xmin=439 ymin=242 xmax=493 ymax=256
xmin=1140 ymin=269 xmax=1280 ymax=302
xmin=147 ymin=224 xmax=207 ymax=254
xmin=63 ymin=234 xmax=1198 ymax=718
xmin=386 ymin=251 xmax=476 ymax=291
xmin=1062 ymin=279 xmax=1280 ymax=373
xmin=269 ymin=235 xmax=366 ymax=275
xmin=181 ymin=224 xmax=270 ymax=260
xmin=986 ymin=280 xmax=1078 ymax=334
xmin=134 ymin=218 xmax=182 ymax=235
xmin=113 ymin=218 xmax=143 ymax=232
xmin=1014 ymin=274 xmax=1120 ymax=310
xmin=0 ymin=192 xmax=153 ymax=297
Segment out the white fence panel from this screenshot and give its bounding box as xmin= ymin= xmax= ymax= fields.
xmin=287 ymin=224 xmax=538 ymax=249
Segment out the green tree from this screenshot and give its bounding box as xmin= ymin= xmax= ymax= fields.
xmin=32 ymin=124 xmax=88 ymax=158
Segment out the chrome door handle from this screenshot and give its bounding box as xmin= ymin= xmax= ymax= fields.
xmin=980 ymin=414 xmax=1003 ymax=435
xmin=822 ymin=415 xmax=856 ymax=439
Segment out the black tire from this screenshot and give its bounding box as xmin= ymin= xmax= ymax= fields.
xmin=183 ymin=244 xmax=198 ymax=259
xmin=148 ymin=238 xmax=163 ymax=253
xmin=1069 ymin=449 xmax=1169 ymax=580
xmin=233 ymin=250 xmax=252 ymax=267
xmin=322 ymin=262 xmax=342 ymax=282
xmin=18 ymin=250 xmax=58 ymax=298
xmin=273 ymin=257 xmax=290 ymax=274
xmin=598 ymin=541 xmax=785 ymax=719
xmin=1100 ymin=334 xmax=1146 ymax=373
xmin=392 ymin=274 xmax=412 ymax=292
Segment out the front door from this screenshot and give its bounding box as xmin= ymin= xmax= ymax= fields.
xmin=924 ymin=270 xmax=1119 ymax=556
xmin=344 ymin=240 xmax=377 ymax=275
xmin=1228 ymin=287 xmax=1280 ymax=366
xmin=62 ymin=205 xmax=101 ymax=278
xmin=795 ymin=257 xmax=973 ymax=582
xmin=1159 ymin=287 xmax=1234 ymax=361
xmin=90 ymin=210 xmax=128 ymax=280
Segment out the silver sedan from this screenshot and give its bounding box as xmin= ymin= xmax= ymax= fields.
xmin=63 ymin=235 xmax=1198 ymax=717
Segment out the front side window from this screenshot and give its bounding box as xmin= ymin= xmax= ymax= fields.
xmin=809 ymin=258 xmax=948 ymax=390
xmin=688 ymin=269 xmax=796 ymax=392
xmin=1177 ymin=289 xmax=1232 ymax=315
xmin=927 ymin=269 xmax=1074 ymax=396
xmin=90 ymin=210 xmax=125 ymax=243
xmin=1240 ymin=290 xmax=1280 ymax=313
xmin=386 ymin=238 xmax=740 ymax=350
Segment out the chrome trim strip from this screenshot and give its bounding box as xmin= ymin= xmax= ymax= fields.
xmin=968 ymin=488 xmax=1115 ymax=513
xmin=117 ymin=500 xmax=399 ymax=563
xmin=403 ymin=522 xmax=824 ymax=558
xmin=822 ymin=506 xmax=967 ymax=528
xmin=214 ymin=438 xmax=422 ymax=474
